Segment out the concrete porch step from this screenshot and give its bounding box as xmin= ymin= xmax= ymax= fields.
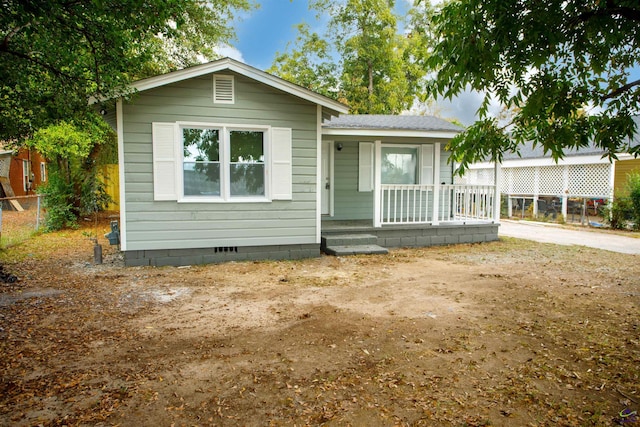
xmin=323 ymin=244 xmax=389 ymax=256
xmin=321 ymin=233 xmax=388 ymax=256
xmin=321 ymin=233 xmax=378 ymax=247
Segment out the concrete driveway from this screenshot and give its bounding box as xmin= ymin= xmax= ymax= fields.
xmin=499 ymin=220 xmax=640 ymax=254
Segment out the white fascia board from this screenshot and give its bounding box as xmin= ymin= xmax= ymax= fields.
xmin=468 ymin=154 xmax=611 ymax=170
xmin=502 ymin=154 xmax=610 ymax=168
xmin=130 ymin=58 xmax=349 ymax=114
xmin=466 ymin=161 xmax=496 ymax=169
xmin=615 ymin=153 xmax=637 ymax=161
xmin=322 ymin=128 xmax=459 ymax=139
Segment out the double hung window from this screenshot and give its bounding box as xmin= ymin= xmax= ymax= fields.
xmin=181 ymin=126 xmax=266 ymax=200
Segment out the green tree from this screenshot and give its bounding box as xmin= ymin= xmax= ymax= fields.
xmin=268 ymin=24 xmax=339 ymax=100
xmin=427 ymin=0 xmax=640 ymax=174
xmin=270 ymin=0 xmax=428 ymax=114
xmin=1 ymin=0 xmax=253 ymax=141
xmin=26 ymin=115 xmax=115 ymax=230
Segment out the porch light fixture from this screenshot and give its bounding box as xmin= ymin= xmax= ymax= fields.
xmin=336 ymin=143 xmax=343 ymax=151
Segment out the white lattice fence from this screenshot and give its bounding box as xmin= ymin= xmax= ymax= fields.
xmin=462 ymin=163 xmax=612 ymax=198
xmin=509 ymin=167 xmax=536 ymax=194
xmin=568 ymin=164 xmax=610 ymax=197
xmin=538 ymin=166 xmax=565 ymax=195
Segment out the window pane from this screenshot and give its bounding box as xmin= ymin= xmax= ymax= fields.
xmin=183 ymin=162 xmax=220 ymax=196
xmin=183 ymin=128 xmax=219 ymax=162
xmin=183 ymin=128 xmax=220 ymax=197
xmin=230 ymin=131 xmax=264 ymax=163
xmin=381 ymin=147 xmax=417 ymax=184
xmin=230 ymin=164 xmax=265 ymax=196
xmin=230 ymin=131 xmax=265 ymax=197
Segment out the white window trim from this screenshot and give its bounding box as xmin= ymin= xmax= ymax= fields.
xmin=40 ymin=161 xmax=47 ymax=182
xmin=177 ymin=121 xmax=271 ymax=203
xmin=380 ymin=143 xmax=435 ymax=185
xmin=22 ymin=160 xmax=30 ymax=192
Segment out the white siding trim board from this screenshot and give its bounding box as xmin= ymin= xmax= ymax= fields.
xmin=116 ymin=99 xmax=128 ymax=250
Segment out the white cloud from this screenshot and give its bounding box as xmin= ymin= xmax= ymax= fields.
xmin=214 ymin=45 xmax=245 ymax=63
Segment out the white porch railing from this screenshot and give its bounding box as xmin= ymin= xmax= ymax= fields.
xmin=380 ymin=184 xmax=434 ymax=224
xmin=438 ymin=184 xmax=496 ymax=223
xmin=379 ymin=184 xmax=497 ymax=225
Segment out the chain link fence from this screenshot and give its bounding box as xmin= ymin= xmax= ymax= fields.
xmin=0 ymin=195 xmax=45 ymax=248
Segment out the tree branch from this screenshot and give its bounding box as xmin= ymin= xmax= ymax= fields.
xmin=603 ymin=78 xmax=640 ymax=101
xmin=575 ymin=5 xmax=640 ymax=25
xmin=1 ymin=48 xmax=75 ymax=81
xmin=1 ymin=24 xmax=31 ymax=52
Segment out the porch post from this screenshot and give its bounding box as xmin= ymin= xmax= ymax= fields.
xmin=561 ymin=166 xmax=569 ymax=220
xmin=432 ymin=143 xmax=441 ymax=225
xmin=493 ymin=161 xmax=502 ymax=223
xmin=373 ymin=140 xmax=382 ymax=227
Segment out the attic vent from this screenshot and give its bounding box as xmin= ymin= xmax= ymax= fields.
xmin=213 ymin=75 xmax=234 ymax=104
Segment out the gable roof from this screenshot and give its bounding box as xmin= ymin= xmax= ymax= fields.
xmin=129 ymin=57 xmax=349 ymax=116
xmin=323 ymin=114 xmax=463 ymax=138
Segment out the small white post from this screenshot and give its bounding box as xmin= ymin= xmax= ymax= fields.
xmin=36 ymin=194 xmax=41 ymax=231
xmin=432 ymin=143 xmax=441 ymax=225
xmin=493 ymin=162 xmax=502 ymax=223
xmin=373 ymin=140 xmax=382 ymax=227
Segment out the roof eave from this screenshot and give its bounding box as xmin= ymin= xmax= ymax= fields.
xmin=322 ymin=127 xmax=460 ymax=139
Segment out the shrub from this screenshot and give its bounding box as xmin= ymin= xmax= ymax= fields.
xmin=39 ymin=174 xmax=78 ymax=231
xmin=605 ymin=172 xmax=640 ymax=230
xmin=626 ymin=172 xmax=640 ymax=230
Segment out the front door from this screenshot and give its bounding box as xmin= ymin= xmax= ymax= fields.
xmin=321 ymin=141 xmax=332 ymax=215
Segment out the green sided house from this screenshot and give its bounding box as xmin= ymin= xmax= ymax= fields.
xmin=105 ymin=58 xmax=499 ymax=266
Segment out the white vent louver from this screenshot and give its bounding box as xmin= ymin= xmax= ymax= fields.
xmin=214 ymin=75 xmax=234 ymax=104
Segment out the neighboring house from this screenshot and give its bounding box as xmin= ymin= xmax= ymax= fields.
xmin=0 ymin=146 xmax=47 ymax=209
xmin=459 ymin=117 xmax=640 ymax=219
xmin=103 ymin=58 xmax=499 ymax=266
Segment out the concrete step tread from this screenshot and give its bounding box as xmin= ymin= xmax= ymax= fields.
xmin=321 ymin=234 xmax=378 ymax=247
xmin=323 ymin=244 xmax=389 ymax=256
xmin=322 ymin=233 xmax=377 ymax=239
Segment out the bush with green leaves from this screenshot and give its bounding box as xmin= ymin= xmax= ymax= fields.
xmin=625 ymin=172 xmax=640 ymax=230
xmin=27 ymin=114 xmax=115 ymax=231
xmin=605 ymin=172 xmax=640 ymax=230
xmin=39 ymin=173 xmax=78 ymax=231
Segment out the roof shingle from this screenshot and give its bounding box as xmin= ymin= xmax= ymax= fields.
xmin=323 ymin=114 xmax=463 ymax=132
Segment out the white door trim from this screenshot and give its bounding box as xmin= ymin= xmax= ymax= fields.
xmin=321 ymin=140 xmax=334 ymax=216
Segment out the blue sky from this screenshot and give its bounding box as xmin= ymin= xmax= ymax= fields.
xmin=226 ymin=0 xmax=410 ymax=70
xmin=222 ymin=1 xmax=639 ymax=125
xmin=218 ymin=0 xmax=491 ymax=124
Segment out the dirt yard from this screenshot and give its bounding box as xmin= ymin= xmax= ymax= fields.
xmin=0 ymin=221 xmax=638 ymax=426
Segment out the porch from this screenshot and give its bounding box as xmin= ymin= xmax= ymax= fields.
xmin=321 ymin=219 xmax=500 ymax=255
xmin=321 ymin=183 xmax=499 ymax=255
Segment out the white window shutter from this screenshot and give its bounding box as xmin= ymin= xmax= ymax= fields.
xmin=358 ymin=142 xmax=374 ymax=192
xmin=421 ymin=144 xmax=434 ymax=185
xmin=152 ymin=122 xmax=178 ymax=201
xmin=271 ymin=127 xmax=292 ymax=200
